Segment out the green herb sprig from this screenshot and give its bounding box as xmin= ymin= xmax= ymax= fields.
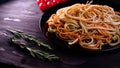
xmin=7 ymin=30 xmax=59 ymax=61
xmin=7 ymin=30 xmax=52 ymax=50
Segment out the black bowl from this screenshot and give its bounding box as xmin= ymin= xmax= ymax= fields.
xmin=0 ymin=0 xmax=11 ymax=4
xmin=39 ymin=0 xmax=120 ymax=55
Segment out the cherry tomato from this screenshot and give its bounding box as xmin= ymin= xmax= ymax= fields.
xmin=37 ymin=0 xmax=44 ymax=4
xmin=39 ymin=2 xmax=48 ymax=11
xmin=44 ymin=0 xmax=51 ymax=2
xmin=37 ymin=0 xmax=68 ymax=12
xmin=47 ymin=1 xmax=54 ymax=8
xmin=53 ymin=0 xmax=67 ymax=5
xmin=54 ymin=0 xmax=60 ymax=4
xmin=37 ymin=0 xmax=40 ymax=4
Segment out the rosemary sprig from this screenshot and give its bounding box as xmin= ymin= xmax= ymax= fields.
xmin=7 ymin=30 xmax=52 ymax=50
xmin=9 ymin=37 xmax=59 ymax=61
xmin=7 ymin=30 xmax=59 ymax=61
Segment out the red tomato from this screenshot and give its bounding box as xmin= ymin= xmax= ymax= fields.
xmin=53 ymin=0 xmax=60 ymax=4
xmin=44 ymin=0 xmax=51 ymax=2
xmin=52 ymin=0 xmax=67 ymax=5
xmin=37 ymin=0 xmax=40 ymax=4
xmin=37 ymin=0 xmax=68 ymax=12
xmin=39 ymin=2 xmax=48 ymax=11
xmin=47 ymin=1 xmax=54 ymax=8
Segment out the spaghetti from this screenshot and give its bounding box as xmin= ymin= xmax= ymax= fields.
xmin=46 ymin=3 xmax=120 ymax=50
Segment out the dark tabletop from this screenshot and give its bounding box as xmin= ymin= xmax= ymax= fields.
xmin=0 ymin=0 xmax=120 ymax=68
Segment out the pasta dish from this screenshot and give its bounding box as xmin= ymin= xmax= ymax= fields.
xmin=46 ymin=3 xmax=120 ymax=50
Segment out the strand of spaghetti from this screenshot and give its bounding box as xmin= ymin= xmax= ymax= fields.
xmin=87 ymin=27 xmax=115 ymax=31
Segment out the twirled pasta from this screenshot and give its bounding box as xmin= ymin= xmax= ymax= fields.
xmin=46 ymin=3 xmax=120 ymax=50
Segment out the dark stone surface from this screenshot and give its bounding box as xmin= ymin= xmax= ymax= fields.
xmin=0 ymin=0 xmax=120 ymax=68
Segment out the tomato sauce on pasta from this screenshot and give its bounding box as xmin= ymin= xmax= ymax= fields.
xmin=46 ymin=3 xmax=120 ymax=50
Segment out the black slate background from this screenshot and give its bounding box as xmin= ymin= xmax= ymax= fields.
xmin=0 ymin=0 xmax=120 ymax=68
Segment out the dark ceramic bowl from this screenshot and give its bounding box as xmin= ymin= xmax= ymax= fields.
xmin=0 ymin=0 xmax=11 ymax=4
xmin=39 ymin=0 xmax=120 ymax=54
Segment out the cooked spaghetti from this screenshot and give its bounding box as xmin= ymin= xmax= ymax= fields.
xmin=46 ymin=3 xmax=120 ymax=50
